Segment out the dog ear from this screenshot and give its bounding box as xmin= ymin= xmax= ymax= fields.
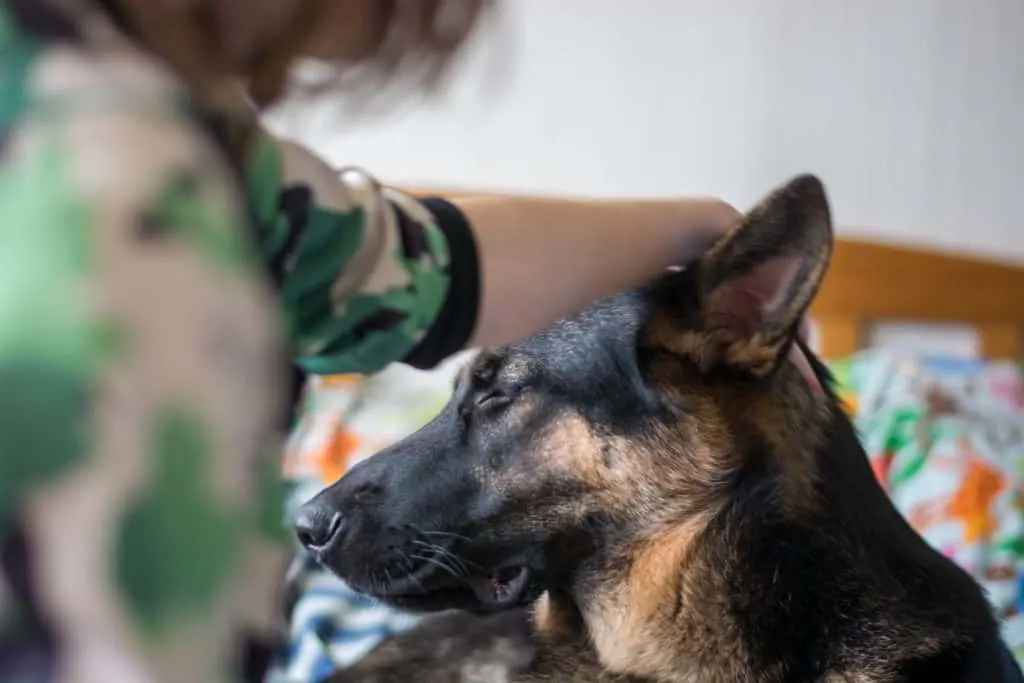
xmin=649 ymin=174 xmax=833 ymax=377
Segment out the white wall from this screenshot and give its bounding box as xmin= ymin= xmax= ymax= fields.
xmin=267 ymin=0 xmax=1024 ymax=263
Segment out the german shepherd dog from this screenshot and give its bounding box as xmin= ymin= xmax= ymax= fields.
xmin=298 ymin=175 xmax=1024 ymax=683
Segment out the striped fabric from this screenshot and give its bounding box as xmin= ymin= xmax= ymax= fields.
xmin=268 ymin=551 xmax=421 ymax=682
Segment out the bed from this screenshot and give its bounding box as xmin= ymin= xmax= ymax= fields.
xmin=276 ymin=187 xmax=1024 ymax=681
xmin=811 ymin=237 xmax=1024 ymax=361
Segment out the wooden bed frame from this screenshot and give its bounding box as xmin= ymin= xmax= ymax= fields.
xmin=813 ymin=239 xmax=1024 ymax=360
xmin=405 ymin=187 xmax=1024 ymax=361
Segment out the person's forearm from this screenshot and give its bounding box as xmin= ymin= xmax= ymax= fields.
xmin=453 ymin=195 xmax=739 ymax=349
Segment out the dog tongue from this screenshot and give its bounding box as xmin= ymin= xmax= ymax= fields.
xmin=467 ymin=567 xmax=528 ymax=607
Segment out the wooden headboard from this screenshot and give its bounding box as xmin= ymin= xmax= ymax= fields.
xmin=812 ymin=239 xmax=1024 ymax=360
xmin=404 ymin=187 xmax=1024 ymax=362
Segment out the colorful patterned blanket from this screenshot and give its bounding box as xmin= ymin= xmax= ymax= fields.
xmin=268 ymin=349 xmax=1024 ymax=682
xmin=830 ymin=350 xmax=1024 ymax=662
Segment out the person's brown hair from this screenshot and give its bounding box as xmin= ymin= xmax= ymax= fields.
xmin=110 ymin=0 xmax=494 ymax=110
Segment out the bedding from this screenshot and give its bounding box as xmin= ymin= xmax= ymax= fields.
xmin=829 ymin=350 xmax=1024 ymax=664
xmin=269 ymin=349 xmax=1024 ymax=682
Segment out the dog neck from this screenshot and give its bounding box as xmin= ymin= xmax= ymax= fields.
xmin=534 ymin=514 xmax=728 ymax=683
xmin=531 ymin=399 xmax=994 ymax=683
xmin=530 ymin=368 xmax=834 ymax=682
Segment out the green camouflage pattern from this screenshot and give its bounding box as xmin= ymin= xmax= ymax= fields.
xmin=246 ymin=135 xmax=453 ymax=376
xmin=0 ymin=0 xmax=460 ymax=681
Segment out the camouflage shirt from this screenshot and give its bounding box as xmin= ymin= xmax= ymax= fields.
xmin=0 ymin=1 xmax=479 ymax=682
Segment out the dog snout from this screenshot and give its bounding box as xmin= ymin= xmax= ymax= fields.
xmin=294 ymin=456 xmax=390 ymax=552
xmin=294 ymin=502 xmax=345 ymax=551
xmin=336 ymin=456 xmax=386 ymax=506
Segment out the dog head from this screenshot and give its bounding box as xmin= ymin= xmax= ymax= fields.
xmin=296 ymin=175 xmax=834 ymax=620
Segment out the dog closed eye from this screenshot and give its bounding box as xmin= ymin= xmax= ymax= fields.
xmin=458 ymin=387 xmax=518 ymax=422
xmin=475 ymin=389 xmax=513 ymax=412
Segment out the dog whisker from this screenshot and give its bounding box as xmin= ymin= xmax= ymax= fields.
xmin=411 ymin=539 xmax=479 ymax=574
xmin=395 ymin=550 xmax=429 ymax=593
xmin=410 ymin=552 xmax=470 ymax=583
xmin=410 ymin=551 xmax=465 ymax=578
xmin=410 ymin=525 xmax=475 ymax=544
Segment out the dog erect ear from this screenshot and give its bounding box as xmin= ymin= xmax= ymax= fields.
xmin=650 ymin=174 xmax=833 ymax=377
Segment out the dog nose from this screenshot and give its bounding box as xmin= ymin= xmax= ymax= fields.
xmin=294 ymin=503 xmax=345 ymax=551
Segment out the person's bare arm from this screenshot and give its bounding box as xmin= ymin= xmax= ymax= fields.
xmin=248 ymin=127 xmax=740 ymax=371
xmin=455 ymin=195 xmax=740 ymax=348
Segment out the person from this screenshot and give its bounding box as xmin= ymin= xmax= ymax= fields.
xmin=0 ymin=1 xmax=747 ymax=682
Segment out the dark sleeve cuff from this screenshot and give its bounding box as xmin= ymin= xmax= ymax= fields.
xmin=401 ymin=197 xmax=481 ymax=370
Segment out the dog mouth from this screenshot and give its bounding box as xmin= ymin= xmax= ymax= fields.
xmin=357 ymin=560 xmax=538 ymax=613
xmin=465 ymin=566 xmax=532 ymax=608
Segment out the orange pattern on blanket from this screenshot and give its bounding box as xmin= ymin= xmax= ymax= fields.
xmin=945 ymin=437 xmax=1006 ymax=543
xmin=906 ymin=499 xmax=947 ymax=531
xmin=870 ymin=449 xmax=895 ymax=493
xmin=321 ymin=374 xmax=364 ymax=389
xmin=838 ymin=391 xmax=858 ymax=417
xmin=312 ymin=427 xmax=362 ymax=484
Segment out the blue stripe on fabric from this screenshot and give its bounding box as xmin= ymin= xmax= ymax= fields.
xmin=293 ymin=586 xmax=382 ymax=607
xmin=311 ymin=655 xmax=337 ymax=683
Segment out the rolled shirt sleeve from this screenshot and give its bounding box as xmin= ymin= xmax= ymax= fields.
xmin=245 ymin=131 xmax=480 ymax=375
